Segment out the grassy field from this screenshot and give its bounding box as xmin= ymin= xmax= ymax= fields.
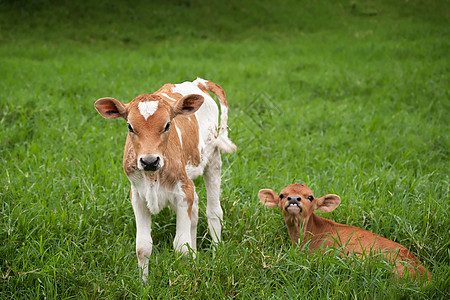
xmin=1 ymin=0 xmax=449 ymax=298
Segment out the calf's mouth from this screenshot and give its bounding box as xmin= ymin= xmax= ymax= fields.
xmin=286 ymin=203 xmax=302 ymax=213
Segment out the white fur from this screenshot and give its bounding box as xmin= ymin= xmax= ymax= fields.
xmin=194 ymin=77 xmax=208 ymax=87
xmin=203 ymin=149 xmax=223 ymax=242
xmin=173 ymin=194 xmax=193 ymax=253
xmin=215 ymin=135 xmax=237 ymax=153
xmin=172 ymin=81 xmax=209 ymax=99
xmin=138 ymin=101 xmax=159 ymax=120
xmin=130 ymin=173 xmax=177 ymax=214
xmin=131 ymin=185 xmax=152 ymax=281
xmin=185 ymin=164 xmax=201 ymax=179
xmin=174 ymin=123 xmax=183 ymax=148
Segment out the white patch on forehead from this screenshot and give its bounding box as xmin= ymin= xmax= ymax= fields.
xmin=138 ymin=101 xmax=159 ymax=120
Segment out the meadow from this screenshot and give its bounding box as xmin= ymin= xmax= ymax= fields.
xmin=0 ymin=0 xmax=449 ymax=298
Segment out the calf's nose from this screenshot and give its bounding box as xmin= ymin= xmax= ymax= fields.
xmin=140 ymin=155 xmax=161 ymax=172
xmin=287 ymin=196 xmax=301 ymax=203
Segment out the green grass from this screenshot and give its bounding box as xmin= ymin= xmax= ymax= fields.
xmin=1 ymin=0 xmax=449 ymax=298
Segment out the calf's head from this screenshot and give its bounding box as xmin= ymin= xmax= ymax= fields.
xmin=95 ymin=93 xmax=204 ymax=173
xmin=258 ymin=184 xmax=341 ymax=228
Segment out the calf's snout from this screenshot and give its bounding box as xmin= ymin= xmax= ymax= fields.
xmin=139 ymin=155 xmax=162 ymax=172
xmin=287 ymin=196 xmax=301 ymax=203
xmin=286 ymin=195 xmax=302 ymax=213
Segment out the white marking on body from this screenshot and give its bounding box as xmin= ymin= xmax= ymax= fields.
xmin=194 ymin=77 xmax=208 ymax=87
xmin=161 ymin=93 xmax=177 ymax=102
xmin=175 ymin=123 xmax=183 ymax=148
xmin=130 ymin=173 xmax=184 ymax=215
xmin=138 ymin=101 xmax=159 ymax=120
xmin=186 ymin=164 xmax=202 ymax=179
xmin=172 ymin=81 xmax=209 ymax=98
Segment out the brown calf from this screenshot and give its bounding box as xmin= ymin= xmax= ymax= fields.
xmin=95 ymin=78 xmax=236 ymax=281
xmin=258 ymin=183 xmax=430 ymax=282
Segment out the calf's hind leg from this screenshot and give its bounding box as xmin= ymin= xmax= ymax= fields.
xmin=203 ymin=149 xmax=223 ymax=243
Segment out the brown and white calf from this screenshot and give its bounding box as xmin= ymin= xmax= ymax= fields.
xmin=258 ymin=184 xmax=431 ymax=282
xmin=95 ymin=78 xmax=236 ymax=280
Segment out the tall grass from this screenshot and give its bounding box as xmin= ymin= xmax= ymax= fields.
xmin=1 ymin=0 xmax=449 ymax=298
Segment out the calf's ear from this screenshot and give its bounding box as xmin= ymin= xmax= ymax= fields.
xmin=258 ymin=189 xmax=280 ymax=208
xmin=316 ymin=194 xmax=341 ymax=213
xmin=95 ymin=97 xmax=127 ymax=119
xmin=172 ymin=94 xmax=204 ymax=116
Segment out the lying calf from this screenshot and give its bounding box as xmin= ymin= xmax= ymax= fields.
xmin=258 ymin=183 xmax=430 ymax=282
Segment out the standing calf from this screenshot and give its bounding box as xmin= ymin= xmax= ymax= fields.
xmin=95 ymin=78 xmax=236 ymax=280
xmin=258 ymin=183 xmax=430 ymax=282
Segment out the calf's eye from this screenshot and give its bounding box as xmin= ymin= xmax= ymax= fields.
xmin=163 ymin=121 xmax=171 ymax=133
xmin=127 ymin=123 xmax=135 ymax=133
xmin=308 ymin=196 xmax=314 ymax=201
xmin=279 ymin=194 xmax=285 ymax=199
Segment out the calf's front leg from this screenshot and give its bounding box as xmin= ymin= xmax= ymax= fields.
xmin=173 ymin=196 xmax=194 ymax=254
xmin=131 ymin=189 xmax=152 ymax=282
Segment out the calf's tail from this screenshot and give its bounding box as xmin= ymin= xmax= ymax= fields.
xmin=196 ymin=78 xmax=237 ymax=153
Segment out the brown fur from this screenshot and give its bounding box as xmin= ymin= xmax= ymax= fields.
xmin=258 ymin=183 xmax=431 ymax=282
xmin=173 ymin=115 xmax=201 ymax=166
xmin=201 ymin=81 xmax=228 ymax=107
